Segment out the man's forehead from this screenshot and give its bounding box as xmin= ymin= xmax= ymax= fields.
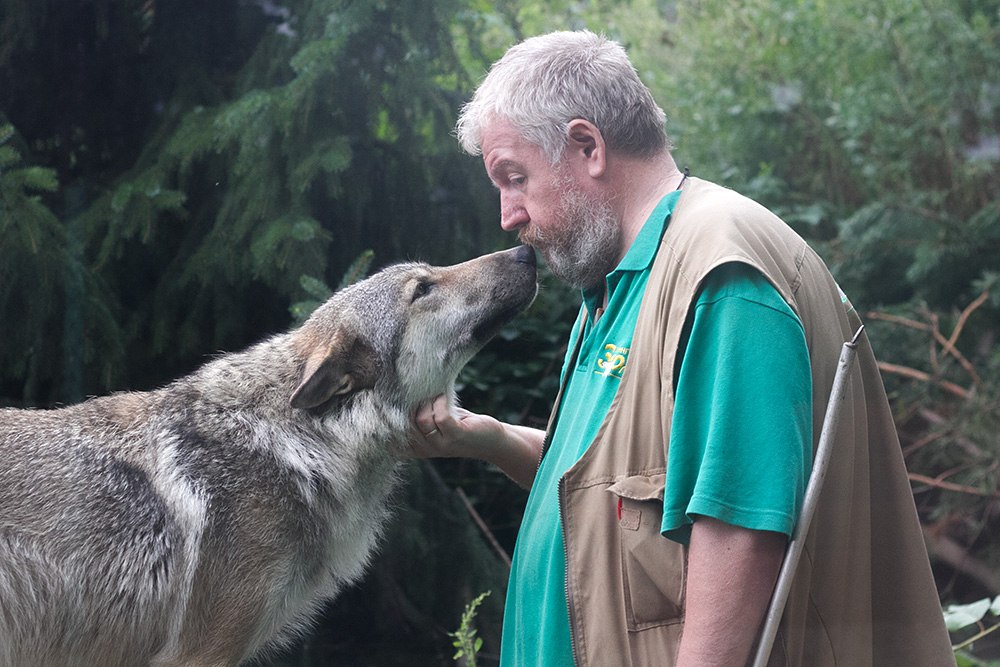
xmin=482 ymin=121 xmax=544 ymax=166
xmin=481 ymin=118 xmax=521 ymax=151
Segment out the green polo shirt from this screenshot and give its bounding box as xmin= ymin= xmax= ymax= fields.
xmin=499 ymin=190 xmax=811 ymax=666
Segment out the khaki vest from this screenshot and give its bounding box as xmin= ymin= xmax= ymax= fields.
xmin=548 ymin=177 xmax=954 ymax=666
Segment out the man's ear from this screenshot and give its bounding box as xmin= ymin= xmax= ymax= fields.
xmin=290 ymin=333 xmax=378 ymax=410
xmin=566 ymin=118 xmax=606 ymax=178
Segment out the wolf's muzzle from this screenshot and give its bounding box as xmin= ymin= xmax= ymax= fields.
xmin=514 ymin=245 xmax=536 ymax=267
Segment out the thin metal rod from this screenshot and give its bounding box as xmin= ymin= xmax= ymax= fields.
xmin=752 ymin=325 xmax=865 ymax=667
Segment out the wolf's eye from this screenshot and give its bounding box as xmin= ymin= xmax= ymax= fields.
xmin=411 ymin=281 xmax=433 ymax=302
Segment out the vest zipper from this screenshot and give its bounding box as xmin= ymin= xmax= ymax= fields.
xmin=539 ymin=314 xmax=588 ymax=661
xmin=536 ymin=430 xmax=550 ymax=473
xmin=558 ymin=475 xmax=583 ymax=666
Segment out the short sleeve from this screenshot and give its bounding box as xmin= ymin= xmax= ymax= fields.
xmin=661 ymin=262 xmax=812 ymax=544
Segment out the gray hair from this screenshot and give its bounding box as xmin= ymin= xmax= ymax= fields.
xmin=456 ymin=30 xmax=670 ymax=163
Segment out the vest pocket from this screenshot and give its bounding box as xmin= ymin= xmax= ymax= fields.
xmin=607 ymin=474 xmax=686 ymax=631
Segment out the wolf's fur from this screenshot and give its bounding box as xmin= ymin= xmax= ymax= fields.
xmin=0 ymin=247 xmax=537 ymax=667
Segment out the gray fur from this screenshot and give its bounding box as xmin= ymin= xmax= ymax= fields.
xmin=0 ymin=247 xmax=536 ymax=667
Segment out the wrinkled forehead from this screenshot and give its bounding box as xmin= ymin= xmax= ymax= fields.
xmin=481 ymin=117 xmax=545 ymax=156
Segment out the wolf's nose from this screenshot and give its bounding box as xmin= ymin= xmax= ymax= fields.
xmin=514 ymin=245 xmax=536 ymax=266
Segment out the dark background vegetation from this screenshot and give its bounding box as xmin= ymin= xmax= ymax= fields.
xmin=1 ymin=0 xmax=998 ymax=664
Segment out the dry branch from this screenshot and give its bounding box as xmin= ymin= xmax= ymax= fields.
xmin=877 ymin=361 xmax=971 ymax=399
xmin=866 ymin=287 xmax=989 ymax=390
xmin=909 ymin=472 xmax=1000 ymax=499
xmin=455 ymin=487 xmax=512 ymax=570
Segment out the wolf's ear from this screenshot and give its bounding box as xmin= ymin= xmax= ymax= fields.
xmin=290 ymin=334 xmax=378 ymax=410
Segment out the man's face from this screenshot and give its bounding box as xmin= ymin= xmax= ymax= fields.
xmin=481 ymin=119 xmax=620 ymax=289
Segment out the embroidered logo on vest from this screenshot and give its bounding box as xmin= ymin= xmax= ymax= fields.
xmin=595 ymin=343 xmax=629 ymax=380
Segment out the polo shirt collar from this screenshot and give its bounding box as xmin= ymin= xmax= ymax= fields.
xmin=616 ymin=189 xmax=681 ymax=272
xmin=582 ymin=189 xmax=681 ymax=310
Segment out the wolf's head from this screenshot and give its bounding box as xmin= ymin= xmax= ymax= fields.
xmin=288 ymin=246 xmax=538 ymax=413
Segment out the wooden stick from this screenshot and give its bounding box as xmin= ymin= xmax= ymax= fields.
xmin=752 ymin=327 xmax=864 ymax=667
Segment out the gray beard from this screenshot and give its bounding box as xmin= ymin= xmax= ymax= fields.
xmin=522 ymin=183 xmax=621 ymax=290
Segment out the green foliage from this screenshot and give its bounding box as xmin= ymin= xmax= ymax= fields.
xmin=948 ymin=596 xmax=1000 ymax=663
xmin=957 ymin=654 xmax=1000 ymax=667
xmin=0 ymin=0 xmax=520 ymax=400
xmin=449 ymin=591 xmax=491 ymax=666
xmin=0 ymin=124 xmax=122 ymax=402
xmin=665 ymin=0 xmax=1000 ymax=212
xmin=946 ymin=596 xmax=1000 ymax=632
xmin=0 ymin=124 xmax=66 ymax=387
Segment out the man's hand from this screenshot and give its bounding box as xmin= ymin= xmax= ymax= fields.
xmin=409 ymin=394 xmax=545 ymax=489
xmin=410 ymin=394 xmax=506 ymax=459
xmin=677 ymin=516 xmax=786 ymax=667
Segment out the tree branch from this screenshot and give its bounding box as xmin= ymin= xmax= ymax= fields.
xmin=909 ymin=472 xmax=1000 ymax=498
xmin=455 ymin=487 xmax=512 ymax=570
xmin=866 ymin=288 xmax=989 ymax=388
xmin=877 ymin=361 xmax=971 ymax=399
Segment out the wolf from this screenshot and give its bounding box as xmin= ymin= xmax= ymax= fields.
xmin=0 ymin=245 xmax=537 ymax=667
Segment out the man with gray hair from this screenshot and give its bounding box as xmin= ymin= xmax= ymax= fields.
xmin=412 ymin=30 xmax=953 ymax=666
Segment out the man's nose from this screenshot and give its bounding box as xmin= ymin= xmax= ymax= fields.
xmin=500 ymin=201 xmax=529 ymax=232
